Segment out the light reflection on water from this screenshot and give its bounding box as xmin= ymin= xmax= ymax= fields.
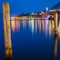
xmin=29 ymin=20 xmax=34 ymax=33
xmin=11 ymin=19 xmax=60 ymax=36
xmin=10 ymin=19 xmax=60 ymax=60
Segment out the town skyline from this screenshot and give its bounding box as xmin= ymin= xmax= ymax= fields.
xmin=0 ymin=0 xmax=60 ymax=16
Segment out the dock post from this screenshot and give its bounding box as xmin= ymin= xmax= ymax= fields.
xmin=54 ymin=11 xmax=58 ymax=57
xmin=54 ymin=11 xmax=58 ymax=30
xmin=3 ymin=2 xmax=12 ymax=60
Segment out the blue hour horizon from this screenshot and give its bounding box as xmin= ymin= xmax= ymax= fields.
xmin=0 ymin=0 xmax=60 ymax=16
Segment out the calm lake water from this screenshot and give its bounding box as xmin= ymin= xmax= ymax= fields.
xmin=0 ymin=19 xmax=60 ymax=60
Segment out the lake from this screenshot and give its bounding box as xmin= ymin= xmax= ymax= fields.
xmin=0 ymin=19 xmax=60 ymax=60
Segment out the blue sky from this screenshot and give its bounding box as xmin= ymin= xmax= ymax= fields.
xmin=0 ymin=0 xmax=60 ymax=16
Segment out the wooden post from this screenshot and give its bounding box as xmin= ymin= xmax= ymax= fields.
xmin=54 ymin=33 xmax=58 ymax=57
xmin=3 ymin=2 xmax=12 ymax=60
xmin=53 ymin=11 xmax=58 ymax=58
xmin=54 ymin=11 xmax=58 ymax=30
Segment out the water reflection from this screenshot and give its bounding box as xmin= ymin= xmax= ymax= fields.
xmin=5 ymin=48 xmax=12 ymax=60
xmin=11 ymin=20 xmax=60 ymax=42
xmin=22 ymin=20 xmax=26 ymax=28
xmin=54 ymin=31 xmax=58 ymax=58
xmin=45 ymin=20 xmax=49 ymax=36
xmin=11 ymin=21 xmax=15 ymax=31
xmin=11 ymin=20 xmax=20 ymax=32
xmin=41 ymin=20 xmax=45 ymax=32
xmin=53 ymin=20 xmax=60 ymax=59
xmin=49 ymin=20 xmax=52 ymax=36
xmin=29 ymin=20 xmax=34 ymax=33
xmin=34 ymin=20 xmax=38 ymax=33
xmin=10 ymin=19 xmax=60 ymax=60
xmin=11 ymin=19 xmax=60 ymax=37
xmin=15 ymin=21 xmax=20 ymax=31
xmin=37 ymin=20 xmax=41 ymax=32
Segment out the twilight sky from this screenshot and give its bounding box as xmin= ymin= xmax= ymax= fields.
xmin=0 ymin=0 xmax=60 ymax=16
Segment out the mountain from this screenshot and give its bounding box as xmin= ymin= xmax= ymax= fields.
xmin=51 ymin=2 xmax=60 ymax=10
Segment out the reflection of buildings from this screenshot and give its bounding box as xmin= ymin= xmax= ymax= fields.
xmin=37 ymin=20 xmax=41 ymax=32
xmin=29 ymin=20 xmax=34 ymax=33
xmin=41 ymin=20 xmax=45 ymax=32
xmin=11 ymin=20 xmax=20 ymax=32
xmin=11 ymin=21 xmax=15 ymax=31
xmin=15 ymin=21 xmax=20 ymax=31
xmin=45 ymin=20 xmax=49 ymax=36
xmin=34 ymin=20 xmax=38 ymax=33
xmin=23 ymin=20 xmax=26 ymax=28
xmin=11 ymin=18 xmax=60 ymax=36
xmin=49 ymin=20 xmax=52 ymax=36
xmin=3 ymin=2 xmax=12 ymax=60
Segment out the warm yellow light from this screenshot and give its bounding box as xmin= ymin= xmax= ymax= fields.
xmin=11 ymin=21 xmax=15 ymax=31
xmin=15 ymin=21 xmax=20 ymax=30
xmin=51 ymin=20 xmax=54 ymax=29
xmin=59 ymin=21 xmax=60 ymax=28
xmin=49 ymin=20 xmax=52 ymax=36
